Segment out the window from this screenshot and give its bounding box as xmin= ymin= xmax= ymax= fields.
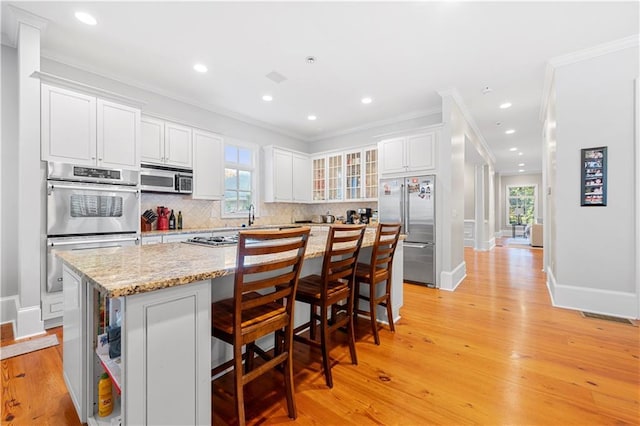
xmin=506 ymin=185 xmax=536 ymax=225
xmin=224 ymin=143 xmax=256 ymax=216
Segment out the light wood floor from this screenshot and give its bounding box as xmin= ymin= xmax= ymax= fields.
xmin=2 ymin=246 xmax=639 ymax=425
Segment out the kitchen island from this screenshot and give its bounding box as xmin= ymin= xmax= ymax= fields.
xmin=58 ymin=226 xmax=403 ymax=425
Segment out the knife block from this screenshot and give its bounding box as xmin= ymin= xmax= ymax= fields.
xmin=141 ymin=218 xmax=153 ymax=232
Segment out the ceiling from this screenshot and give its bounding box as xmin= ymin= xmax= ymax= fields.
xmin=2 ymin=2 xmax=638 ymax=174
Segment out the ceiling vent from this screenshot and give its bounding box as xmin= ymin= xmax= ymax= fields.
xmin=266 ymin=71 xmax=287 ymax=84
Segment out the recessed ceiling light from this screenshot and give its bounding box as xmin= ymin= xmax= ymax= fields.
xmin=193 ymin=63 xmax=208 ymax=73
xmin=518 ymin=163 xmax=525 ymax=167
xmin=518 ymin=152 xmax=524 ymax=156
xmin=505 ymin=129 xmax=516 ymax=135
xmin=482 ymin=86 xmax=493 ymax=94
xmin=75 ymin=11 xmax=97 ymax=26
xmin=509 ymin=147 xmax=518 ymax=152
xmin=518 ymin=169 xmax=525 ymax=173
xmin=495 ymin=121 xmax=502 ymax=126
xmin=500 ymin=102 xmax=512 ymax=109
xmin=262 ymin=95 xmax=273 ymax=102
xmin=361 ymin=97 xmax=373 ymax=104
xmin=306 ymin=56 xmax=316 ymax=64
xmin=307 ymin=115 xmax=317 ymax=121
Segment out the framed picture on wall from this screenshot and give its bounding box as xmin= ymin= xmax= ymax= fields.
xmin=581 ymin=146 xmax=607 ymax=206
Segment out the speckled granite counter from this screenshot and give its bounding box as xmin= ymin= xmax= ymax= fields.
xmin=58 ymin=227 xmax=381 ymax=298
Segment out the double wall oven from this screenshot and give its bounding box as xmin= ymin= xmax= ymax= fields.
xmin=44 ymin=163 xmax=140 ymax=321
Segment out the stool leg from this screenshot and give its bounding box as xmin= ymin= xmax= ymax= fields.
xmin=353 ymin=281 xmax=360 ymax=326
xmin=386 ymin=279 xmax=395 ymax=333
xmin=233 ymin=343 xmax=246 ymax=425
xmin=320 ymin=306 xmax=333 ymax=388
xmin=283 ymin=328 xmax=297 ymax=419
xmin=370 ymin=283 xmax=380 ymax=345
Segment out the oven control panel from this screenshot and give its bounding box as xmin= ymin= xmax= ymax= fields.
xmin=74 ymin=166 xmax=121 ymax=180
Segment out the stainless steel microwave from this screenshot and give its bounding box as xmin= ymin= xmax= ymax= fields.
xmin=140 ymin=164 xmax=193 ymax=194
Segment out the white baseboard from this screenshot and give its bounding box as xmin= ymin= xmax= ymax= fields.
xmin=547 ymin=267 xmax=638 ymax=319
xmin=16 ymin=306 xmax=45 ymax=340
xmin=464 ymin=238 xmax=474 ymax=247
xmin=440 ymin=261 xmax=467 ymax=292
xmin=476 ymin=238 xmax=495 ymax=252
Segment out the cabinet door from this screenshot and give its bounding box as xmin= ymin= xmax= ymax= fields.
xmin=406 ymin=132 xmax=436 ymax=171
xmin=327 ymin=153 xmax=343 ymax=201
xmin=312 ymin=157 xmax=326 ymax=201
xmin=364 ymin=147 xmax=378 ymax=199
xmin=345 ymin=151 xmax=362 ymax=200
xmin=379 ymin=138 xmax=406 ymax=174
xmin=165 ymin=123 xmax=192 ymax=168
xmin=97 ymin=99 xmax=140 ymax=170
xmin=273 ymin=149 xmax=293 ymax=202
xmin=41 ymin=84 xmax=96 ymax=165
xmin=192 ymin=130 xmax=223 ymax=200
xmin=292 ymin=153 xmax=311 ymax=202
xmin=141 ymin=235 xmax=163 ymax=245
xmin=141 ymin=117 xmax=165 ymax=165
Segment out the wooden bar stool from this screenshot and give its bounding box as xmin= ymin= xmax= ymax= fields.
xmin=211 ymin=227 xmax=310 ymax=425
xmin=292 ymin=224 xmax=366 ymax=388
xmin=354 ymin=223 xmax=402 ymax=345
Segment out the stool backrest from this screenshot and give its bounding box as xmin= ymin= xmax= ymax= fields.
xmin=234 ymin=227 xmax=310 ymax=331
xmin=368 ymin=223 xmax=402 ymax=279
xmin=319 ymin=224 xmax=366 ymax=299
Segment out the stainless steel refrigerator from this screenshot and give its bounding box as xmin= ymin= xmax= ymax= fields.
xmin=378 ymin=175 xmax=435 ymax=286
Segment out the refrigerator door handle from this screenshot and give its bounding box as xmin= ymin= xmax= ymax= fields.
xmin=405 ymin=180 xmax=410 ymax=234
xmin=404 ymin=243 xmax=427 ymax=249
xmin=400 ymin=183 xmax=405 ymax=233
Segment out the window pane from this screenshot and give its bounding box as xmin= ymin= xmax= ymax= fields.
xmin=224 ymin=197 xmax=237 ymax=214
xmin=238 ymin=191 xmax=252 ymax=211
xmin=225 ymin=146 xmax=237 ymax=163
xmin=239 ymin=170 xmax=251 ymax=191
xmin=238 ymin=148 xmax=251 ymax=165
xmin=224 ymin=168 xmax=237 ymax=190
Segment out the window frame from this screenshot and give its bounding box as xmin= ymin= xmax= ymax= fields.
xmin=505 ymin=184 xmax=537 ymax=226
xmin=222 ymin=140 xmax=259 ymax=219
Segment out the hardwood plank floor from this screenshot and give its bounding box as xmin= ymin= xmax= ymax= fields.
xmin=3 ymin=246 xmax=639 ymax=425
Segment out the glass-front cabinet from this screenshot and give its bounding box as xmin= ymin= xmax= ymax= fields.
xmin=327 ymin=154 xmax=343 ymax=201
xmin=364 ymin=147 xmax=378 ymax=199
xmin=311 ymin=146 xmax=377 ymax=202
xmin=312 ymin=157 xmax=326 ymax=201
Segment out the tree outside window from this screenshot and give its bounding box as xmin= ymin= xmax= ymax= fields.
xmin=507 ymin=185 xmax=536 ymax=225
xmin=224 ymin=145 xmax=254 ymax=215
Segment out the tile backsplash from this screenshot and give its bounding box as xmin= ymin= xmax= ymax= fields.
xmin=141 ymin=193 xmax=376 ymax=230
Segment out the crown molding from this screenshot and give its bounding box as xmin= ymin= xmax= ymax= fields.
xmin=308 ymin=107 xmax=442 ymax=143
xmin=41 ymin=53 xmax=308 ymax=142
xmin=3 ymin=5 xmax=48 ymax=47
xmin=437 ymin=87 xmax=497 ymax=165
xmin=33 ymin=71 xmax=146 ymax=108
xmin=540 ymin=35 xmax=639 ymax=122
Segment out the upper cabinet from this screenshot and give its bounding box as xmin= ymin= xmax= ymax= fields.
xmin=312 ymin=145 xmax=377 ymax=202
xmin=379 ymin=129 xmax=438 ymax=175
xmin=263 ymin=146 xmax=310 ymax=203
xmin=192 ymin=129 xmax=223 ymax=200
xmin=141 ymin=116 xmax=192 ymax=168
xmin=41 ymin=84 xmax=140 ymax=170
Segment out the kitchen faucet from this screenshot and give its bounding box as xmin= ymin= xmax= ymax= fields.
xmin=248 ymin=204 xmax=255 ymax=226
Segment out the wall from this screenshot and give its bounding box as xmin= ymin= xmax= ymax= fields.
xmin=498 ymin=172 xmax=543 ymax=233
xmin=547 ymin=42 xmax=638 ymax=317
xmin=1 ymin=45 xmax=18 ymax=298
xmin=464 ymin=162 xmax=475 ymax=220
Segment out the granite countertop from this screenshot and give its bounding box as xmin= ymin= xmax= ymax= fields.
xmin=57 ymin=227 xmax=381 ymax=298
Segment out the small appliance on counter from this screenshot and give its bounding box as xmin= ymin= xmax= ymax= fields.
xmin=358 ymin=208 xmax=372 ymax=224
xmin=346 ymin=210 xmax=357 ymax=224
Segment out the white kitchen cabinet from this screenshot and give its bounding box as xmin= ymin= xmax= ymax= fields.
xmin=263 ymin=146 xmax=310 ymax=203
xmin=141 ymin=116 xmax=192 ymax=168
xmin=42 ymin=84 xmax=140 ymax=170
xmin=379 ymin=130 xmax=437 ymax=175
xmin=62 ymin=264 xmax=210 ymax=424
xmin=192 ymin=129 xmax=224 ymax=200
xmin=141 ymin=235 xmax=163 ymax=245
xmin=311 ymin=146 xmax=377 ymax=202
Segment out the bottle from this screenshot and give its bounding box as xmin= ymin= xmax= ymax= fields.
xmin=169 ymin=209 xmax=176 ymax=230
xmin=98 ymin=373 xmax=113 ymax=417
xmin=177 ymin=211 xmax=183 ymax=229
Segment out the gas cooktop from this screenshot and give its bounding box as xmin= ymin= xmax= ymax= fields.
xmin=183 ymin=235 xmax=238 ymax=247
